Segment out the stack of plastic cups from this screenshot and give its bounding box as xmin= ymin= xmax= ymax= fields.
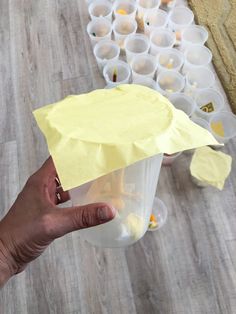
xmin=159 ymin=0 xmax=176 ymax=12
xmin=113 ymin=17 xmax=138 ymax=50
xmin=156 ymin=48 xmax=184 ymax=73
xmin=137 ymin=0 xmax=161 ymax=31
xmin=124 ymin=34 xmax=150 ymax=63
xmin=103 ymin=60 xmax=131 ymax=87
xmin=93 ymin=39 xmax=120 ymax=72
xmin=169 ymin=93 xmax=196 ymax=117
xmin=168 ymin=6 xmax=194 ymax=46
xmin=193 ymin=88 xmax=224 ymax=121
xmin=184 ymin=67 xmax=215 ymax=97
xmin=88 ymin=0 xmax=113 ymax=21
xmin=131 ymin=54 xmax=157 ymax=80
xmin=156 ymin=70 xmax=185 ymax=97
xmin=182 ymin=45 xmax=212 ymax=74
xmin=113 ymin=0 xmax=138 ymax=20
xmin=143 ymin=9 xmax=169 ymax=37
xmin=181 ymin=25 xmax=208 ymax=51
xmin=150 ymin=28 xmax=176 ymax=56
xmin=209 ymin=111 xmax=236 ymax=144
xmin=87 ymin=17 xmax=113 ymax=47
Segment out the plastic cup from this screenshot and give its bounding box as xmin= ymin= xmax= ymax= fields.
xmin=168 ymin=6 xmax=194 ymax=46
xmin=88 ymin=0 xmax=113 ymax=21
xmin=191 ymin=116 xmax=210 ymax=130
xmin=156 ymin=70 xmax=185 ymax=97
xmin=87 ymin=18 xmax=112 ymax=47
xmin=184 ymin=67 xmax=215 ymax=97
xmin=113 ymin=17 xmax=138 ymax=50
xmin=69 ymin=154 xmax=164 ymax=247
xmin=94 ymin=39 xmax=120 ymax=72
xmin=130 ymin=54 xmax=157 ymax=79
xmin=137 ymin=0 xmax=161 ymax=31
xmin=113 ymin=0 xmax=138 ymax=20
xmin=160 ymin=0 xmax=176 ymax=12
xmin=103 ymin=60 xmax=131 ymax=87
xmin=124 ymin=34 xmax=150 ymax=63
xmin=150 ymin=28 xmax=176 ymax=56
xmin=169 ymin=93 xmax=196 ymax=117
xmin=162 ymin=152 xmax=182 ymax=166
xmin=181 ymin=25 xmax=208 ymax=51
xmin=182 ymin=45 xmax=213 ymax=74
xmin=156 ymin=48 xmax=184 ymax=73
xmin=143 ymin=9 xmax=169 ymax=37
xmin=148 ymin=197 xmax=168 ymax=231
xmin=209 ymin=111 xmax=236 ymax=144
xmin=193 ymin=88 xmax=224 ymax=121
xmin=132 ymin=77 xmax=158 ymax=90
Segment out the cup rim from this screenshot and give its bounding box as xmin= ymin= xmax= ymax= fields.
xmin=113 ymin=0 xmax=137 ymax=16
xmin=137 ymin=0 xmax=161 ymax=10
xmin=89 ymin=0 xmax=113 ymax=19
xmin=150 ymin=28 xmax=176 ymax=48
xmin=209 ymin=110 xmax=236 ymax=140
xmin=184 ymin=45 xmax=212 ymax=66
xmin=169 ymin=92 xmax=196 ymax=116
xmin=144 ymin=8 xmax=168 ymax=25
xmin=130 ymin=53 xmax=157 ymax=74
xmin=93 ymin=39 xmax=120 ymax=61
xmin=194 ymin=88 xmax=224 ymax=116
xmin=169 ymin=6 xmax=194 ymax=26
xmin=87 ymin=17 xmax=112 ymax=38
xmin=148 ymin=196 xmax=168 ymax=231
xmin=103 ymin=60 xmax=131 ymax=83
xmin=113 ymin=17 xmax=138 ymax=35
xmin=181 ymin=25 xmax=208 ymax=44
xmin=186 ymin=66 xmax=215 ymax=89
xmin=157 ymin=48 xmax=184 ymax=71
xmin=124 ymin=33 xmax=150 ymax=53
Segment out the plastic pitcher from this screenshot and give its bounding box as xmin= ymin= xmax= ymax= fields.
xmin=69 ymin=154 xmax=163 ymax=247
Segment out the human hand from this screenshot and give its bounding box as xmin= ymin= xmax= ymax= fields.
xmin=0 ymin=157 xmax=115 ymax=287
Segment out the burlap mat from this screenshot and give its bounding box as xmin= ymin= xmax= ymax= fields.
xmin=188 ymin=0 xmax=236 ymax=113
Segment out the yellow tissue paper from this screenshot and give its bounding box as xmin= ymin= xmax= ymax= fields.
xmin=190 ymin=146 xmax=232 ymax=190
xmin=33 ymin=84 xmax=219 ymax=191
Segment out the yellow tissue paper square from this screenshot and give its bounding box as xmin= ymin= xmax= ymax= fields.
xmin=190 ymin=146 xmax=232 ymax=190
xmin=33 ymin=84 xmax=219 ymax=191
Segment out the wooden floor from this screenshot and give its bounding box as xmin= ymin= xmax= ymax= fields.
xmin=0 ymin=1 xmax=236 ymax=313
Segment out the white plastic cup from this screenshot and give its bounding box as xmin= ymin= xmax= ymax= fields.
xmin=87 ymin=18 xmax=112 ymax=47
xmin=69 ymin=154 xmax=164 ymax=247
xmin=209 ymin=111 xmax=236 ymax=144
xmin=150 ymin=28 xmax=176 ymax=56
xmin=191 ymin=116 xmax=210 ymax=130
xmin=88 ymin=0 xmax=113 ymax=21
xmin=137 ymin=0 xmax=161 ymax=31
xmin=169 ymin=93 xmax=196 ymax=117
xmin=103 ymin=60 xmax=131 ymax=87
xmin=113 ymin=17 xmax=138 ymax=49
xmin=181 ymin=25 xmax=208 ymax=51
xmin=160 ymin=0 xmax=176 ymax=12
xmin=133 ymin=76 xmax=158 ymax=90
xmin=124 ymin=34 xmax=150 ymax=63
xmin=162 ymin=152 xmax=182 ymax=166
xmin=156 ymin=48 xmax=184 ymax=73
xmin=148 ymin=197 xmax=168 ymax=231
xmin=144 ymin=9 xmax=168 ymax=37
xmin=94 ymin=39 xmax=120 ymax=72
xmin=113 ymin=0 xmax=138 ymax=20
xmin=168 ymin=6 xmax=194 ymax=46
xmin=156 ymin=70 xmax=185 ymax=97
xmin=184 ymin=67 xmax=215 ymax=97
xmin=193 ymin=88 xmax=224 ymax=122
xmin=182 ymin=45 xmax=213 ymax=74
xmin=130 ymin=54 xmax=157 ymax=79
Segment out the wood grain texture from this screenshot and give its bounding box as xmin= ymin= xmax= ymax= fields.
xmin=0 ymin=0 xmax=236 ymax=313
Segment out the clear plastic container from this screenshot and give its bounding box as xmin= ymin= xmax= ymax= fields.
xmin=148 ymin=197 xmax=168 ymax=231
xmin=191 ymin=116 xmax=210 ymax=131
xmin=168 ymin=6 xmax=194 ymax=46
xmin=88 ymin=0 xmax=113 ymax=21
xmin=87 ymin=18 xmax=112 ymax=47
xmin=103 ymin=60 xmax=131 ymax=87
xmin=194 ymin=88 xmax=224 ymax=121
xmin=94 ymin=39 xmax=120 ymax=72
xmin=143 ymin=9 xmax=169 ymax=37
xmin=182 ymin=45 xmax=212 ymax=74
xmin=150 ymin=28 xmax=176 ymax=56
xmin=169 ymin=93 xmax=196 ymax=117
xmin=130 ymin=54 xmax=157 ymax=79
xmin=184 ymin=67 xmax=215 ymax=97
xmin=162 ymin=152 xmax=182 ymax=166
xmin=137 ymin=0 xmax=161 ymax=31
xmin=69 ymin=154 xmax=164 ymax=247
xmin=160 ymin=0 xmax=176 ymax=12
xmin=209 ymin=111 xmax=236 ymax=144
xmin=156 ymin=70 xmax=185 ymax=97
xmin=113 ymin=0 xmax=138 ymax=20
xmin=124 ymin=34 xmax=150 ymax=63
xmin=113 ymin=17 xmax=138 ymax=49
xmin=156 ymin=48 xmax=184 ymax=73
xmin=181 ymin=25 xmax=208 ymax=51
xmin=132 ymin=77 xmax=158 ymax=90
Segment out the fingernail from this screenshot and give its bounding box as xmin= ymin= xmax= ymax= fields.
xmin=98 ymin=206 xmax=115 ymax=221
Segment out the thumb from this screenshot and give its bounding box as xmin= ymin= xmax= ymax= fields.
xmin=51 ymin=203 xmax=116 ymax=238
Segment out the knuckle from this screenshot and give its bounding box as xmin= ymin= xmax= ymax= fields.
xmin=40 ymin=213 xmax=55 ymax=238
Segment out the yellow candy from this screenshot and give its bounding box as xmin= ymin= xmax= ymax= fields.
xmin=211 ymin=121 xmax=225 ymax=137
xmin=116 ymin=9 xmax=128 ymax=15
